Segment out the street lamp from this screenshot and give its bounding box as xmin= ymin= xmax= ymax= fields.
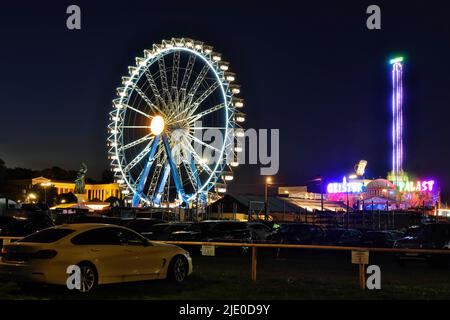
xmin=41 ymin=182 xmax=52 ymax=204
xmin=264 ymin=177 xmax=272 ymax=221
xmin=345 ymin=175 xmax=357 ymax=228
xmin=319 ymin=176 xmax=324 ymax=212
xmin=28 ymin=193 xmax=37 ymax=204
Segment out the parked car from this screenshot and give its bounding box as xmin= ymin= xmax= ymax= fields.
xmin=168 ymin=220 xmax=252 ymax=243
xmin=247 ymin=222 xmax=273 ymax=241
xmin=147 ymin=222 xmax=195 ymax=240
xmin=150 ymin=220 xmax=252 ymax=256
xmin=402 ymin=225 xmax=421 ymax=238
xmin=359 ymin=231 xmax=399 ymax=248
xmin=0 ymin=214 xmax=55 ymax=237
xmin=394 ymin=223 xmax=450 ymax=264
xmin=0 ymin=223 xmax=193 ymax=292
xmin=388 ymin=230 xmax=405 ymax=240
xmin=197 ymin=221 xmax=253 ymax=243
xmin=266 ymin=223 xmax=326 ymax=244
xmin=323 ymin=228 xmax=362 ymax=246
xmin=0 ymin=216 xmax=17 ymax=235
xmin=124 ymin=218 xmax=165 ymax=237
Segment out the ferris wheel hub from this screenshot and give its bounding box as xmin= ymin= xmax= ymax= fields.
xmin=150 ymin=115 xmax=165 ymax=136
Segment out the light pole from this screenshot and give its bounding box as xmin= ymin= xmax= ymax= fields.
xmin=320 ymin=176 xmax=324 ymax=212
xmin=346 ymin=185 xmax=349 ymax=228
xmin=264 ymin=177 xmax=272 ymax=221
xmin=346 ymin=175 xmax=357 ymax=228
xmin=41 ymin=182 xmax=52 ymax=204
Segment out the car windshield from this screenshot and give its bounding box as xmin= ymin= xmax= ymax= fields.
xmin=404 ymin=227 xmax=421 ymax=238
xmin=213 ymin=223 xmax=247 ymax=231
xmin=326 ymin=229 xmax=346 ymax=240
xmin=249 ymin=223 xmax=271 ymax=231
xmin=126 ymin=220 xmax=159 ymax=229
xmin=167 ymin=224 xmax=192 ymax=232
xmin=363 ymin=232 xmax=385 ymax=241
xmin=389 ymin=232 xmax=402 ymax=240
xmin=151 ymin=224 xmax=171 ymax=232
xmin=195 ymin=222 xmax=219 ymax=233
xmin=279 ymin=224 xmax=292 ymax=233
xmin=20 ymin=228 xmax=75 ymax=243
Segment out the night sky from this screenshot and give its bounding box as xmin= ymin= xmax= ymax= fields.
xmin=1 ymin=1 xmax=450 ymax=201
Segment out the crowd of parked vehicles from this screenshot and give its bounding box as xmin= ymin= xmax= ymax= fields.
xmin=124 ymin=219 xmax=449 ymax=252
xmin=1 ymin=209 xmax=450 ymax=251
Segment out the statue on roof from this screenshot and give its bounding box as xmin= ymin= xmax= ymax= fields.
xmin=74 ymin=163 xmax=88 ymax=194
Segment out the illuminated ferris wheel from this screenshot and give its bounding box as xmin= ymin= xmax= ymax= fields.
xmin=107 ymin=38 xmax=245 ymax=207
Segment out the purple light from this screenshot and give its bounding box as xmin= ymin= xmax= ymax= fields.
xmin=392 ymin=61 xmax=403 ymax=182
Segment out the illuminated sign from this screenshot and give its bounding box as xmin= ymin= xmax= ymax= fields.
xmin=355 ymin=160 xmax=367 ymax=177
xmin=396 ymin=180 xmax=435 ymax=192
xmin=327 ymin=177 xmax=364 ymax=194
xmin=389 ymin=56 xmax=404 ymax=64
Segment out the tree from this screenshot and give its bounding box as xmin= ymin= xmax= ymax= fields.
xmin=5 ymin=167 xmax=35 ymax=180
xmin=39 ymin=166 xmax=75 ymax=181
xmin=105 ymin=196 xmax=124 ymax=207
xmin=0 ymin=158 xmax=5 ymax=185
xmin=55 ymin=192 xmax=78 ymax=204
xmin=28 ymin=185 xmax=58 ymax=206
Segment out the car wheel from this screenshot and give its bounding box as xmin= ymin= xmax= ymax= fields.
xmin=78 ymin=262 xmax=98 ymax=293
xmin=168 ymin=256 xmax=188 ymax=283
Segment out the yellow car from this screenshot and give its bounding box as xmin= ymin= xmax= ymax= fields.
xmin=0 ymin=223 xmax=193 ymax=292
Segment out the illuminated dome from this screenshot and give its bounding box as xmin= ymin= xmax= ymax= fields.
xmin=365 ymin=179 xmax=396 ymax=199
xmin=366 ymin=179 xmax=396 ymax=191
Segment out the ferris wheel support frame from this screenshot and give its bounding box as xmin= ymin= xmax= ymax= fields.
xmin=153 ymin=164 xmax=170 ymax=205
xmin=132 ymin=135 xmax=161 ymax=207
xmin=162 ymin=134 xmax=187 ymax=206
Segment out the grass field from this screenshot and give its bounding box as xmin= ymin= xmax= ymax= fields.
xmin=1 ymin=249 xmax=450 ymax=300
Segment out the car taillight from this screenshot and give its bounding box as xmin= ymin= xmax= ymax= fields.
xmin=30 ymin=250 xmax=58 ymax=259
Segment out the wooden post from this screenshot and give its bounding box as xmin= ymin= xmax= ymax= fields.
xmin=251 ymin=247 xmax=257 ymax=282
xmin=359 ymin=264 xmax=366 ymax=290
